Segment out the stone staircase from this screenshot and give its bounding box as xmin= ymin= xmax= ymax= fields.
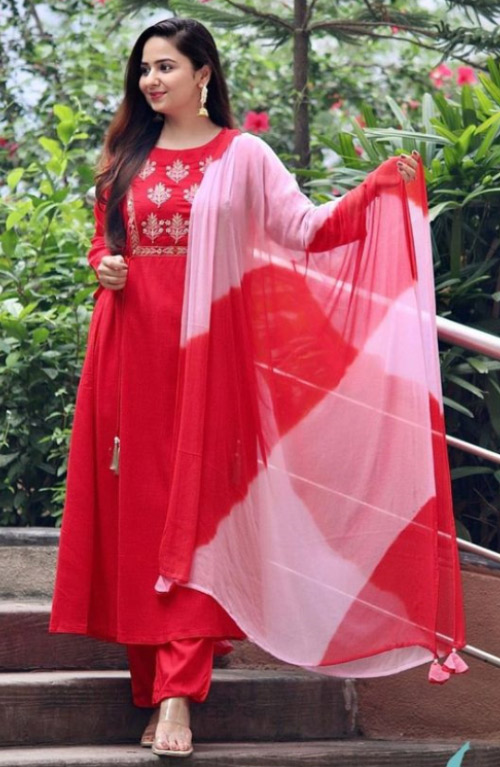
xmin=1 ymin=529 xmax=499 ymax=766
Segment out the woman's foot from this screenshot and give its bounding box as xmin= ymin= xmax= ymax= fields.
xmin=152 ymin=696 xmax=193 ymax=757
xmin=140 ymin=707 xmax=160 ymax=747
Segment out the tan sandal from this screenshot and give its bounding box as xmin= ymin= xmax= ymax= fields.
xmin=140 ymin=708 xmax=159 ymax=747
xmin=152 ymin=697 xmax=193 ymax=758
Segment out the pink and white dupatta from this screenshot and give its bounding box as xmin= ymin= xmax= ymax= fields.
xmin=156 ymin=133 xmax=465 ymax=678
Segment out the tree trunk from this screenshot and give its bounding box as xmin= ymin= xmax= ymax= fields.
xmin=293 ymin=0 xmax=310 ymax=168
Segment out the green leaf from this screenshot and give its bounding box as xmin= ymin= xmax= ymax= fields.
xmin=475 ymin=119 xmax=500 ymax=161
xmin=0 ymin=452 xmax=20 ymax=468
xmin=451 ymin=466 xmax=494 ymax=480
xmin=33 ymin=327 xmax=50 ymax=344
xmin=467 ymin=357 xmax=490 ymax=374
xmin=475 ymin=111 xmax=500 ymax=135
xmin=443 ymin=396 xmax=473 ymax=417
xmin=7 ymin=168 xmax=24 ymax=190
xmin=350 ymin=121 xmax=385 ymax=162
xmin=461 ymin=85 xmax=476 ymax=127
xmin=462 ymin=187 xmax=500 ymax=205
xmin=457 ymin=124 xmax=476 ymax=155
xmin=53 ymin=104 xmax=74 ymax=122
xmin=428 ymin=200 xmax=461 ymax=222
xmin=478 ymin=73 xmax=500 ymax=106
xmin=18 ymin=301 xmax=39 ymax=319
xmin=39 ymin=137 xmax=63 ymax=158
xmin=431 ymin=121 xmax=459 ymax=144
xmin=474 ymin=85 xmax=495 ymax=114
xmin=447 ymin=373 xmax=484 ymax=399
xmin=5 ymin=351 xmax=20 ymax=368
xmin=0 ymin=318 xmax=28 ymax=341
xmin=386 ymin=96 xmax=412 ymax=130
xmin=6 ymin=201 xmax=32 ymax=230
xmin=42 ymin=368 xmax=59 ymax=380
xmin=56 ymin=120 xmax=75 ymax=145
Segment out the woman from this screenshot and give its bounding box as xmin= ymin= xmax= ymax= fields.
xmin=50 ymin=16 xmax=465 ymax=759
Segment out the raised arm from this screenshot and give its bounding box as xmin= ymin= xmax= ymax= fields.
xmin=249 ymin=135 xmax=415 ymax=254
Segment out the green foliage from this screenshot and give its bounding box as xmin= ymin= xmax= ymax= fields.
xmin=0 ymin=103 xmax=97 ymax=525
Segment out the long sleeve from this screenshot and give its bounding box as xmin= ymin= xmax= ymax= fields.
xmin=254 ymin=136 xmax=394 ymax=254
xmin=87 ymin=200 xmax=110 ymax=274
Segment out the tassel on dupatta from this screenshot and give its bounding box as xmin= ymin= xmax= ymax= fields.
xmin=428 ymin=659 xmax=451 ymax=684
xmin=443 ymin=650 xmax=469 ymax=675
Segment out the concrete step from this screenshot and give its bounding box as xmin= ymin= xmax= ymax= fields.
xmin=0 ymin=669 xmax=348 ymax=748
xmin=0 ymin=529 xmax=58 ymax=599
xmin=0 ymin=602 xmax=126 ymax=671
xmin=0 ymin=741 xmax=496 ymax=767
xmin=0 ymin=601 xmax=283 ymax=672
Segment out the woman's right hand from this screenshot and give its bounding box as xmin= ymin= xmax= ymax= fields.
xmin=97 ymin=255 xmax=128 ymax=291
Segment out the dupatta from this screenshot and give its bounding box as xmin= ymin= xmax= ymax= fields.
xmin=155 ymin=133 xmax=465 ymax=678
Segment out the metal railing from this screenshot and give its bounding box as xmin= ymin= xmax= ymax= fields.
xmin=437 ymin=316 xmax=500 ymax=667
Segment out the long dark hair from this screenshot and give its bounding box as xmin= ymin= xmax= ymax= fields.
xmin=96 ymin=18 xmax=234 ymax=253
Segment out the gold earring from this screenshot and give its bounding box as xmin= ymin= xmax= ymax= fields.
xmin=198 ymin=83 xmax=209 ymax=117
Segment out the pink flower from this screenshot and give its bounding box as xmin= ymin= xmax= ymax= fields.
xmin=0 ymin=137 xmax=8 ymax=147
xmin=457 ymin=66 xmax=476 ymax=85
xmin=330 ymin=99 xmax=343 ymax=111
xmin=391 ymin=26 xmax=400 ymax=34
xmin=242 ymin=111 xmax=270 ymax=133
xmin=8 ymin=142 xmax=19 ymax=157
xmin=355 ymin=115 xmax=366 ymax=128
xmin=430 ymin=63 xmax=453 ymax=88
xmin=354 ymin=145 xmax=363 ymax=157
xmin=407 ymin=99 xmax=420 ymax=109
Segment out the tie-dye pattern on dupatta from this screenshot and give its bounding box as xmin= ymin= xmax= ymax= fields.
xmin=156 ymin=133 xmax=465 ymax=678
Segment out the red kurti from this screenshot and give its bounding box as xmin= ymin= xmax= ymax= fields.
xmin=50 ymin=128 xmax=245 ymax=644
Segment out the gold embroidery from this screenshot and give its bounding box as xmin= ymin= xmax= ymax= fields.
xmin=133 ymin=244 xmax=188 ymax=256
xmin=199 ymin=156 xmax=213 ymax=175
xmin=165 ymin=213 xmax=189 ymax=244
xmin=138 ymin=159 xmax=156 ymax=180
xmin=142 ymin=213 xmax=165 ymax=242
xmin=183 ymin=183 xmax=199 ymax=204
xmin=166 ymin=159 xmax=190 ymax=184
xmin=147 ymin=183 xmax=172 ymax=207
xmin=126 ymin=188 xmax=188 ymax=257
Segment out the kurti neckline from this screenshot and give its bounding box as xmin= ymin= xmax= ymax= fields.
xmin=151 ymin=128 xmax=228 ymax=155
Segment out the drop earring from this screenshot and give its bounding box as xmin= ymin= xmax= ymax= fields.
xmin=198 ymin=83 xmax=209 ymax=117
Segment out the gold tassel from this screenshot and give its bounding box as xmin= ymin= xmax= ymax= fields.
xmin=110 ymin=436 xmax=120 ymax=475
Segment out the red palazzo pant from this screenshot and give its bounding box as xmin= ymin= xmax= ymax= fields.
xmin=127 ymin=638 xmax=215 ymax=707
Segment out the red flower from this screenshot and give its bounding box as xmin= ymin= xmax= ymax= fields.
xmin=0 ymin=137 xmax=8 ymax=147
xmin=391 ymin=26 xmax=400 ymax=34
xmin=8 ymin=142 xmax=19 ymax=157
xmin=242 ymin=111 xmax=270 ymax=133
xmin=355 ymin=115 xmax=366 ymax=128
xmin=457 ymin=66 xmax=476 ymax=86
xmin=330 ymin=99 xmax=343 ymax=111
xmin=430 ymin=63 xmax=452 ymax=88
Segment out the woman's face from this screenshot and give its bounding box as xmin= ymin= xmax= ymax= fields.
xmin=139 ymin=36 xmax=209 ymax=117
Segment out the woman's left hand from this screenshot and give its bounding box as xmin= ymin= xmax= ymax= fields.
xmin=397 ymin=150 xmax=419 ymax=183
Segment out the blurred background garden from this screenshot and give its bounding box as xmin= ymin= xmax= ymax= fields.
xmin=1 ymin=0 xmax=500 ymax=551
